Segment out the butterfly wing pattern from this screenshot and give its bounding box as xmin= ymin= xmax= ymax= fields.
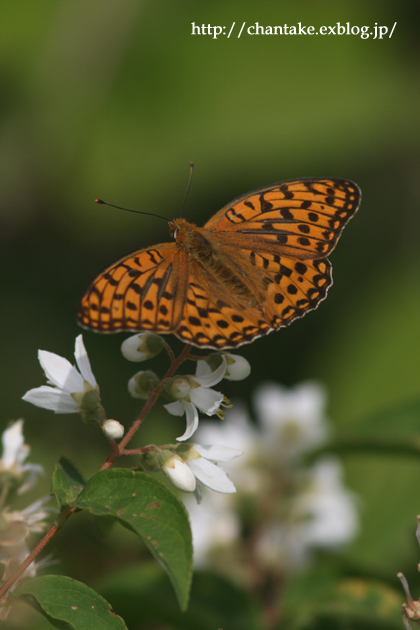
xmin=78 ymin=178 xmax=360 ymax=349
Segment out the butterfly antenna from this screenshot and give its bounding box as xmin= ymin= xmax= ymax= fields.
xmin=180 ymin=162 xmax=194 ymax=218
xmin=95 ymin=199 xmax=168 ymax=222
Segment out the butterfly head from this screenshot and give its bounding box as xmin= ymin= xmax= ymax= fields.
xmin=169 ymin=218 xmax=192 ymax=243
xmin=169 ymin=218 xmax=211 ymax=258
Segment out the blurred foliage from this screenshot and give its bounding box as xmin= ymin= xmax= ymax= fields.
xmin=1 ymin=0 xmax=420 ymax=628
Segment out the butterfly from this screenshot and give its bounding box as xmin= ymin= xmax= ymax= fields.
xmin=78 ymin=178 xmax=360 ymax=349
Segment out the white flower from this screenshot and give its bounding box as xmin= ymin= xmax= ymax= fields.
xmin=121 ymin=333 xmax=164 ymax=362
xmin=0 ymin=420 xmax=43 ymax=494
xmin=196 ymin=352 xmax=251 ymax=382
xmin=187 ymin=444 xmax=242 ymax=500
xmin=294 ymin=457 xmax=359 ymax=548
xmin=0 ymin=496 xmax=55 ymax=597
xmin=22 ymin=335 xmax=98 ymax=414
xmin=164 ymin=356 xmax=227 ymax=441
xmin=162 ymin=444 xmax=242 ymax=502
xmin=254 ymin=381 xmax=329 ymax=458
xmin=102 ymin=419 xmax=124 ymax=440
xmin=184 ymin=492 xmax=240 ymax=567
xmin=255 ymin=457 xmax=359 ymax=570
xmin=184 ymin=382 xmax=359 ymax=573
xmin=192 ymin=406 xmax=265 ymax=496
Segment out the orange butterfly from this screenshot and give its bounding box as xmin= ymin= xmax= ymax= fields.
xmin=78 ymin=178 xmax=360 ymax=349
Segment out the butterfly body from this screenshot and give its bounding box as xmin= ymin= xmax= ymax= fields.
xmin=78 ymin=178 xmax=360 ymax=349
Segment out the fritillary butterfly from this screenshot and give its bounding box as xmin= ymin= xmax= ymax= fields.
xmin=78 ymin=178 xmax=360 ymax=349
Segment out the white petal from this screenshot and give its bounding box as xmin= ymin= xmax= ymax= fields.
xmin=291 ymin=382 xmax=327 ymax=421
xmin=188 ymin=457 xmax=236 ymax=493
xmin=121 ymin=333 xmax=158 ymax=362
xmin=195 ymin=405 xmax=258 ymax=454
xmin=254 ymin=381 xmax=329 ymax=454
xmin=176 ymin=401 xmax=199 ymax=442
xmin=295 ymin=458 xmax=359 ymax=547
xmin=38 ymin=350 xmax=83 ymax=393
xmin=74 ymin=335 xmax=97 ymax=387
xmin=162 ymin=456 xmax=196 ymax=492
xmin=163 ymin=401 xmax=185 ymax=417
xmin=224 ymin=354 xmax=251 ymax=381
xmin=193 ymin=444 xmax=243 ymax=462
xmin=195 ymin=360 xmax=212 ymax=377
xmin=184 ymin=492 xmax=239 ymax=563
xmin=192 ymin=356 xmax=227 ymax=387
xmin=1 ymin=420 xmax=25 ymax=469
xmin=22 ymin=386 xmax=79 ymax=413
xmin=164 ymin=401 xmax=200 ymax=441
xmin=190 ymin=387 xmax=223 ymax=415
xmin=18 ymin=464 xmax=44 ymax=494
xmin=21 ymin=496 xmax=52 ymax=517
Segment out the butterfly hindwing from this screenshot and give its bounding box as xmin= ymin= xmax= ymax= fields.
xmin=174 ymin=260 xmax=272 ymax=348
xmin=171 ymin=250 xmax=331 ymax=349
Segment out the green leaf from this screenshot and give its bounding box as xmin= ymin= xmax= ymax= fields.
xmin=97 ymin=564 xmax=262 ymax=630
xmin=306 ymin=398 xmax=420 ymax=462
xmin=70 ymin=468 xmax=193 ymax=611
xmin=11 ymin=575 xmax=127 ymax=630
xmin=282 ymin=567 xmax=403 ymax=630
xmin=51 ymin=457 xmax=86 ymax=509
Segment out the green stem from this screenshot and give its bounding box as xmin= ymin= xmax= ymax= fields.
xmin=0 ymin=483 xmax=10 ymax=513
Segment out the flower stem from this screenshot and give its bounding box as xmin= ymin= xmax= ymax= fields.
xmin=0 ymin=509 xmax=74 ymax=600
xmin=0 ymin=343 xmax=192 ymax=600
xmin=100 ymin=342 xmax=192 ymax=470
xmin=121 ymin=444 xmax=175 ymax=456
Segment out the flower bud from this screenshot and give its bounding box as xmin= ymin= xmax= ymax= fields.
xmin=72 ymin=383 xmax=104 ymax=426
xmin=164 ymin=377 xmax=191 ymax=400
xmin=161 ymin=454 xmax=196 ymax=492
xmin=224 ymin=353 xmax=251 ymax=381
xmin=196 ymin=352 xmax=250 ymax=381
xmin=141 ymin=449 xmax=163 ymax=471
xmin=128 ymin=370 xmax=160 ymax=399
xmin=102 ymin=419 xmax=124 ymax=440
xmin=121 ymin=333 xmax=164 ymax=362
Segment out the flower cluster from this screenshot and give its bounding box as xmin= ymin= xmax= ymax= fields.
xmin=0 ymin=421 xmax=55 ymax=615
xmin=183 ymin=382 xmax=359 ymax=573
xmin=123 ymin=333 xmax=251 ymax=497
xmin=22 ymin=334 xmax=251 ymax=499
xmin=124 ymin=333 xmax=250 ymax=442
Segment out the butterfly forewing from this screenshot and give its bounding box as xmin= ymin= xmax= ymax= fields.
xmin=78 ymin=244 xmax=187 ymax=333
xmin=78 ymin=177 xmax=360 ymax=348
xmin=204 ymin=178 xmax=360 ymax=259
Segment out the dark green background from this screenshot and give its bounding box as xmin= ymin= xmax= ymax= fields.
xmin=1 ymin=1 xmax=419 ymax=627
